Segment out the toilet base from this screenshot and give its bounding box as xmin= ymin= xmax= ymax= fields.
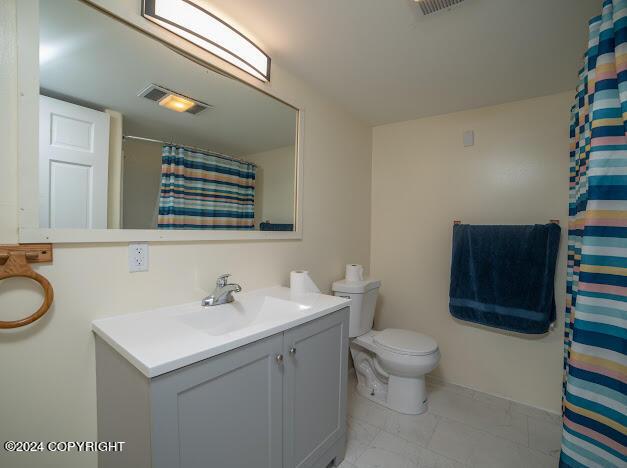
xmin=351 ymin=335 xmax=436 ymax=415
xmin=355 ymin=376 xmax=428 ymax=415
xmin=386 ymin=375 xmax=427 ymax=415
xmin=352 ymin=346 xmax=430 ymax=415
xmin=355 ymin=381 xmax=388 ymax=406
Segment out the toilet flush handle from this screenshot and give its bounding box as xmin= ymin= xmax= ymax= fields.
xmin=289 ymin=346 xmax=296 ymax=355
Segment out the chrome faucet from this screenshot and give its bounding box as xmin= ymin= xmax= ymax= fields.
xmin=201 ymin=274 xmax=242 ymax=306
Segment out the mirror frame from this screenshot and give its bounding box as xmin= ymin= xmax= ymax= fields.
xmin=17 ymin=0 xmax=304 ymax=243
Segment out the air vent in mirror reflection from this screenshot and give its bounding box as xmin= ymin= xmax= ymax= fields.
xmin=415 ymin=0 xmax=465 ymax=16
xmin=186 ymin=104 xmax=208 ymax=115
xmin=137 ymin=83 xmax=211 ymax=116
xmin=142 ymin=88 xmax=168 ymax=101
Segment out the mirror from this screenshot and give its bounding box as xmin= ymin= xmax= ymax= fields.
xmin=37 ymin=0 xmax=297 ymax=232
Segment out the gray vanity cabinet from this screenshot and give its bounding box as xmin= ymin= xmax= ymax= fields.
xmin=283 ymin=311 xmax=348 ymax=468
xmin=150 ymin=334 xmax=284 ymax=468
xmin=96 ymin=307 xmax=349 ymax=468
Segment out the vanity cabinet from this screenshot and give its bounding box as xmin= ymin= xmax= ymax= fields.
xmin=151 ymin=334 xmax=284 ymax=468
xmin=283 ymin=312 xmax=348 ymax=468
xmin=96 ymin=307 xmax=349 ymax=468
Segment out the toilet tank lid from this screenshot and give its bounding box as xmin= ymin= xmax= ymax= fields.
xmin=374 ymin=329 xmax=438 ymax=356
xmin=332 ymin=278 xmax=381 ymax=294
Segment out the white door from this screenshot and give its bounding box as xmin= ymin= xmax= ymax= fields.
xmin=39 ymin=95 xmax=110 ymax=229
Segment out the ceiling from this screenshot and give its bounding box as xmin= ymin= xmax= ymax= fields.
xmin=39 ymin=0 xmax=297 ymax=157
xmin=205 ymin=0 xmax=603 ymax=125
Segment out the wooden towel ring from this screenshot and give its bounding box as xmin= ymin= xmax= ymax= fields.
xmin=0 ymin=247 xmax=54 ymax=329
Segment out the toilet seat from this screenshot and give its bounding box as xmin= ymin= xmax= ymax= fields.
xmin=373 ymin=329 xmax=438 ymax=356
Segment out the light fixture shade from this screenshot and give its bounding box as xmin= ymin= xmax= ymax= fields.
xmin=158 ymin=94 xmax=195 ymax=112
xmin=142 ymin=0 xmax=271 ymax=82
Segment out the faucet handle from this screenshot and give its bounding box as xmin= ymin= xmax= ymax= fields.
xmin=216 ymin=273 xmax=231 ymax=287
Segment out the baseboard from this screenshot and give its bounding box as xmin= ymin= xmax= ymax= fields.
xmin=425 ymin=375 xmax=561 ymax=417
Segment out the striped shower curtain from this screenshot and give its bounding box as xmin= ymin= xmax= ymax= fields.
xmin=157 ymin=145 xmax=256 ymax=229
xmin=562 ymin=2 xmax=627 ymax=466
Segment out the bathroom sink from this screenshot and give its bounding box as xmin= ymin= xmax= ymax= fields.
xmin=177 ymin=295 xmax=312 ymax=336
xmin=92 ymin=287 xmax=350 ymax=377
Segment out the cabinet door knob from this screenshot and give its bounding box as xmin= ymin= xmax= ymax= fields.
xmin=276 ymin=354 xmax=284 ymax=364
xmin=289 ymin=347 xmax=296 ymax=355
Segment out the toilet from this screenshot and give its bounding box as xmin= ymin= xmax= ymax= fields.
xmin=332 ymin=278 xmax=440 ymax=415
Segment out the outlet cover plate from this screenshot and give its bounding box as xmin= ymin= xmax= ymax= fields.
xmin=129 ymin=243 xmax=149 ymax=272
xmin=463 ymin=130 xmax=475 ymax=147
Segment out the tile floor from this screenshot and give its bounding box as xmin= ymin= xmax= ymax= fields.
xmin=339 ymin=373 xmax=562 ymax=468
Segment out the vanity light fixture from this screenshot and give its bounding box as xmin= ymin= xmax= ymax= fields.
xmin=142 ymin=0 xmax=271 ymax=82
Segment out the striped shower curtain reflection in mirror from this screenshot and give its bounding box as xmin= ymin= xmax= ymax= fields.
xmin=157 ymin=145 xmax=256 ymax=230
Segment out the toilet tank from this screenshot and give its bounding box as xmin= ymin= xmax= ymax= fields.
xmin=332 ymin=279 xmax=381 ymax=338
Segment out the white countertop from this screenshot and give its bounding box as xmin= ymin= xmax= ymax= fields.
xmin=92 ymin=286 xmax=351 ymax=378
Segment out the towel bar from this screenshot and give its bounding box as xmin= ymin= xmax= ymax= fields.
xmin=0 ymin=244 xmax=54 ymax=329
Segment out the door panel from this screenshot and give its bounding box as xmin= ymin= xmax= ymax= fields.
xmin=49 ymin=161 xmax=91 ymax=228
xmin=284 ymin=309 xmax=349 ymax=468
xmin=150 ymin=334 xmax=284 ymax=468
xmin=50 ymin=113 xmax=94 ymax=151
xmin=39 ymin=95 xmax=110 ymax=228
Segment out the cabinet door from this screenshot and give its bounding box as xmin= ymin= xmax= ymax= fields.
xmin=150 ymin=334 xmax=284 ymax=468
xmin=283 ymin=308 xmax=349 ymax=468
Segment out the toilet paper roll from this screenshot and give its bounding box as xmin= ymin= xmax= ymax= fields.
xmin=345 ymin=264 xmax=364 ymax=282
xmin=290 ymin=270 xmax=320 ymax=294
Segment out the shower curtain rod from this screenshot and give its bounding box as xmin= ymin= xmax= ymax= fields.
xmin=122 ymin=135 xmax=257 ymax=167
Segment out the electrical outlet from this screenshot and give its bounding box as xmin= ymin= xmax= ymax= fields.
xmin=128 ymin=243 xmax=149 ymax=272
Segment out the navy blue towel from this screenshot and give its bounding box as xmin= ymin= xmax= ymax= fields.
xmin=449 ymin=224 xmax=561 ymax=334
xmin=260 ymin=222 xmax=294 ymax=231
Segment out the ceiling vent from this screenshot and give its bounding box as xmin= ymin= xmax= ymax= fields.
xmin=137 ymin=84 xmax=212 ymax=115
xmin=415 ymin=0 xmax=465 ymax=16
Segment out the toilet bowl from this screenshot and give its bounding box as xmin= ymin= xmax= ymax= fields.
xmin=332 ymin=277 xmax=440 ymax=415
xmin=350 ymin=329 xmax=440 ymax=414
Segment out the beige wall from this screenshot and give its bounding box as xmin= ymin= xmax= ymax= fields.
xmin=371 ymin=92 xmax=571 ymax=413
xmin=122 ymin=139 xmax=162 ymax=229
xmin=0 ymin=2 xmax=371 ymax=467
xmin=247 ymin=145 xmax=296 ymax=227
